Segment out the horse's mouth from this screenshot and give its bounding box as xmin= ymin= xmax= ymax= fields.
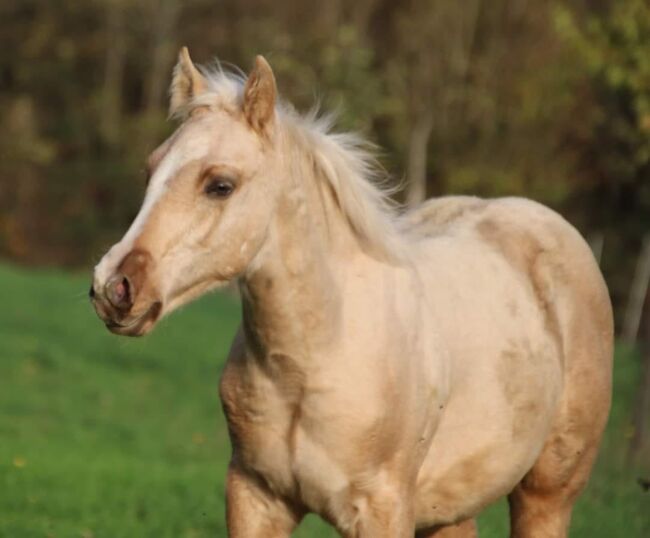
xmin=104 ymin=301 xmax=162 ymax=337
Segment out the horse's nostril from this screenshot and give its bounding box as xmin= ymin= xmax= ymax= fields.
xmin=106 ymin=273 xmax=133 ymax=310
xmin=117 ymin=277 xmax=130 ymax=302
xmin=88 ymin=285 xmax=96 ymax=299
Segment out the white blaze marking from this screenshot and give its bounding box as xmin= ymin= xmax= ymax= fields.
xmin=93 ymin=132 xmax=207 ymax=288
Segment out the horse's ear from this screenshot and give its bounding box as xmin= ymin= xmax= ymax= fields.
xmin=169 ymin=47 xmax=207 ymax=116
xmin=242 ymin=55 xmax=276 ymax=134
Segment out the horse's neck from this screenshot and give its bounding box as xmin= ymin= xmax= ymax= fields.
xmin=239 ymin=173 xmax=358 ymax=360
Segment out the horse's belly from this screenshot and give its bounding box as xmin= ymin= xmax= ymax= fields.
xmin=411 ymin=241 xmax=565 ymax=526
xmin=414 ymin=434 xmax=541 ymax=527
xmin=414 ymin=340 xmax=562 ymax=526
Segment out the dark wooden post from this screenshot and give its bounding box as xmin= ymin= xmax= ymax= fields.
xmin=628 ymin=285 xmax=650 ymax=467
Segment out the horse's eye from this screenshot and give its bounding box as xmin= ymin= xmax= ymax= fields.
xmin=204 ymin=178 xmax=235 ymax=198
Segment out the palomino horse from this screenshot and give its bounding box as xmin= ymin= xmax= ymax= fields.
xmin=91 ymin=48 xmax=613 ymax=537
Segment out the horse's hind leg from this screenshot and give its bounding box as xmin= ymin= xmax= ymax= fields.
xmin=415 ymin=519 xmax=478 ymax=538
xmin=508 ymin=367 xmax=611 ymax=538
xmin=507 ymin=444 xmax=599 ymax=538
xmin=508 ymin=251 xmax=613 ymax=538
xmin=508 ymin=337 xmax=611 ymax=536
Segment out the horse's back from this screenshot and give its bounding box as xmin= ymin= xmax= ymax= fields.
xmin=414 ymin=195 xmax=612 ymax=352
xmin=404 ymin=196 xmax=613 ymax=529
xmin=406 ymin=195 xmax=613 ymax=362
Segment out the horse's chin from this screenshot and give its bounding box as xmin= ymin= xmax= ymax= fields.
xmin=163 ymin=277 xmax=231 ymax=314
xmin=104 ymin=301 xmax=163 ymax=337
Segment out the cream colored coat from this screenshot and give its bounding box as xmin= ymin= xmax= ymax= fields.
xmin=92 ymin=50 xmax=613 ymax=538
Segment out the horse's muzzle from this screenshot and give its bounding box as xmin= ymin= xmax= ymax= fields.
xmin=90 ymin=248 xmax=161 ymax=336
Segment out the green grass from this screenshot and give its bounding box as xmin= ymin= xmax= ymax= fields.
xmin=0 ymin=262 xmax=647 ymax=537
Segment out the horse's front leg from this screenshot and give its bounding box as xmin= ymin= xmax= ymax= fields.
xmin=339 ymin=489 xmax=415 ymax=538
xmin=226 ymin=462 xmax=303 ymax=537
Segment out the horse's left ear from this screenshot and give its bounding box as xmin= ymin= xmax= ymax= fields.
xmin=169 ymin=47 xmax=207 ymax=116
xmin=242 ymin=55 xmax=277 ymax=134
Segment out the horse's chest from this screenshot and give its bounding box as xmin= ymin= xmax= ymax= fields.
xmin=219 ymin=359 xmax=384 ymax=510
xmin=219 ymin=359 xmax=336 ymax=499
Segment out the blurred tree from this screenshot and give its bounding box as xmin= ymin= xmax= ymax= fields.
xmin=100 ymin=0 xmax=127 ymax=147
xmin=0 ymin=0 xmax=645 ymax=335
xmin=556 ymin=0 xmax=650 ymax=317
xmin=139 ymin=0 xmax=180 ymax=151
xmin=383 ymin=0 xmax=482 ymax=205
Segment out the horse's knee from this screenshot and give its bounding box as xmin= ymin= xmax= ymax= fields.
xmin=226 ymin=464 xmax=302 ymax=537
xmin=416 ymin=518 xmax=478 ymax=538
xmin=338 ymin=489 xmax=415 ymax=538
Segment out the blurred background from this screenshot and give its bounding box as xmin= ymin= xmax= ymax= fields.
xmin=0 ymin=0 xmax=648 ymax=536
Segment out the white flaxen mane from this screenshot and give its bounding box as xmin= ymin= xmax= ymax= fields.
xmin=180 ymin=64 xmax=409 ymax=263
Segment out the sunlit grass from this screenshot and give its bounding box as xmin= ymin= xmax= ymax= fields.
xmin=0 ymin=263 xmax=647 ymax=536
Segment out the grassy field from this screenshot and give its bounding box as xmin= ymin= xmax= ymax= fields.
xmin=0 ymin=262 xmax=648 ymax=537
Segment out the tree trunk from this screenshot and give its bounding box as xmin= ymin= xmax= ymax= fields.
xmin=628 ymin=294 xmax=650 ymax=467
xmin=405 ymin=109 xmax=434 ymax=207
xmin=100 ymin=0 xmax=127 ymax=147
xmin=139 ymin=0 xmax=180 ymax=152
xmin=623 ymin=235 xmax=650 ymax=345
xmin=144 ymin=0 xmax=179 ymax=116
xmin=589 ymin=232 xmax=604 ymax=265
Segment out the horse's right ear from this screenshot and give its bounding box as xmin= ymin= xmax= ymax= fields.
xmin=242 ymin=55 xmax=277 ymax=135
xmin=169 ymin=47 xmax=207 ymax=117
